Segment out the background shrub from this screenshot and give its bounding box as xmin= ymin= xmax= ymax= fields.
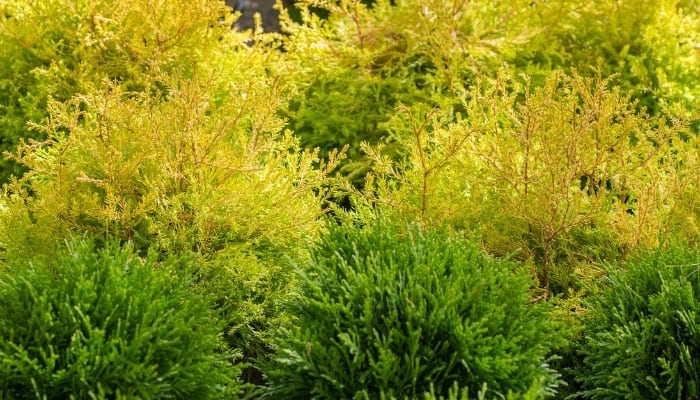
xmin=280 ymin=0 xmax=700 ymax=189
xmin=352 ymin=71 xmax=690 ymax=296
xmin=519 ymin=0 xmax=700 ymax=125
xmin=0 ymin=239 xmax=241 ymax=399
xmin=280 ymin=1 xmax=700 ymax=298
xmin=279 ymin=0 xmax=534 ymax=184
xmin=576 ymin=245 xmax=700 ymax=399
xmin=263 ymin=220 xmax=565 ymax=399
xmin=0 ymin=0 xmax=232 ymax=183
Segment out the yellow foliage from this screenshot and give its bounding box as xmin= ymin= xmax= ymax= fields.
xmin=0 ymin=38 xmax=342 ymax=262
xmin=354 ymin=71 xmax=698 ymax=294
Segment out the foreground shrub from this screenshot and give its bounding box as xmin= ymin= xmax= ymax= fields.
xmin=0 ymin=240 xmax=241 ymax=399
xmin=263 ymin=220 xmax=565 ymax=399
xmin=576 ymin=245 xmax=700 ymax=399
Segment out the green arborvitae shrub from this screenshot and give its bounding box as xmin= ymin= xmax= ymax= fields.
xmin=576 ymin=245 xmax=700 ymax=399
xmin=0 ymin=239 xmax=242 ymax=399
xmin=263 ymin=220 xmax=566 ymax=399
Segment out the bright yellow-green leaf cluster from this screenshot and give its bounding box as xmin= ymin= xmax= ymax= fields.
xmin=0 ymin=0 xmax=232 ymax=182
xmin=276 ymin=0 xmax=699 ymax=296
xmin=354 ymin=72 xmax=700 ymax=293
xmin=0 ymin=0 xmax=342 ymax=356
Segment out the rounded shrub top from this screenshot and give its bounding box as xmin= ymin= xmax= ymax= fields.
xmin=0 ymin=240 xmax=241 ymax=399
xmin=264 ymin=221 xmax=564 ymax=399
xmin=576 ymin=246 xmax=700 ymax=399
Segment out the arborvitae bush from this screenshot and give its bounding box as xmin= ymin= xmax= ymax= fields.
xmin=575 ymin=245 xmax=700 ymax=399
xmin=0 ymin=34 xmax=340 ymax=379
xmin=0 ymin=0 xmax=232 ymax=183
xmin=353 ymin=71 xmax=692 ymax=295
xmin=0 ymin=239 xmax=241 ymax=399
xmin=279 ymin=0 xmax=534 ymax=183
xmin=263 ymin=220 xmax=565 ymax=399
xmin=0 ymin=0 xmax=348 ymax=386
xmin=1 ymin=67 xmax=334 ymax=262
xmin=457 ymin=73 xmax=685 ymax=291
xmin=280 ymin=0 xmax=700 ymax=187
xmin=521 ymin=0 xmax=700 ymax=124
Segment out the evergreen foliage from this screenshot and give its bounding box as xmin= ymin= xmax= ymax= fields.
xmin=279 ymin=0 xmax=700 ymax=186
xmin=0 ymin=239 xmax=241 ymax=399
xmin=263 ymin=220 xmax=565 ymax=399
xmin=351 ymin=71 xmax=692 ymax=295
xmin=0 ymin=0 xmax=232 ymax=183
xmin=0 ymin=28 xmax=341 ymax=380
xmin=2 ymin=0 xmax=700 ymax=397
xmin=279 ymin=0 xmax=535 ymax=183
xmin=520 ymin=0 xmax=700 ymax=123
xmin=277 ymin=0 xmax=700 ymax=296
xmin=575 ymin=246 xmax=700 ymax=399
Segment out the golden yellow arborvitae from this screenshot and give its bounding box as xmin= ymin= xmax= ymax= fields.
xmin=0 ymin=0 xmax=234 ymax=183
xmin=353 ymin=71 xmax=697 ymax=295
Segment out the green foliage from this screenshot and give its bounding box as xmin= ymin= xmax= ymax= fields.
xmin=281 ymin=1 xmax=700 ymax=295
xmin=0 ymin=33 xmax=341 ymax=379
xmin=285 ymin=67 xmax=401 ymax=185
xmin=2 ymin=0 xmax=700 ymax=397
xmin=280 ymin=0 xmax=700 ymax=188
xmin=263 ymin=220 xmax=565 ymax=399
xmin=0 ymin=0 xmax=233 ymax=183
xmin=0 ymin=239 xmax=241 ymax=399
xmin=196 ymin=242 xmax=303 ymax=382
xmin=575 ymin=245 xmax=700 ymax=399
xmin=380 ymin=381 xmax=551 ymax=400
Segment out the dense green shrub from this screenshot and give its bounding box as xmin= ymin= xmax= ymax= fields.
xmin=0 ymin=239 xmax=241 ymax=399
xmin=263 ymin=220 xmax=565 ymax=399
xmin=576 ymin=245 xmax=700 ymax=399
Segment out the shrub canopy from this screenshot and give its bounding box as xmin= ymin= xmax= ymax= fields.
xmin=264 ymin=221 xmax=565 ymax=399
xmin=576 ymin=246 xmax=700 ymax=399
xmin=0 ymin=239 xmax=241 ymax=399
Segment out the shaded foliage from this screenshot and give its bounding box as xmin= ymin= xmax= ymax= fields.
xmin=576 ymin=245 xmax=700 ymax=399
